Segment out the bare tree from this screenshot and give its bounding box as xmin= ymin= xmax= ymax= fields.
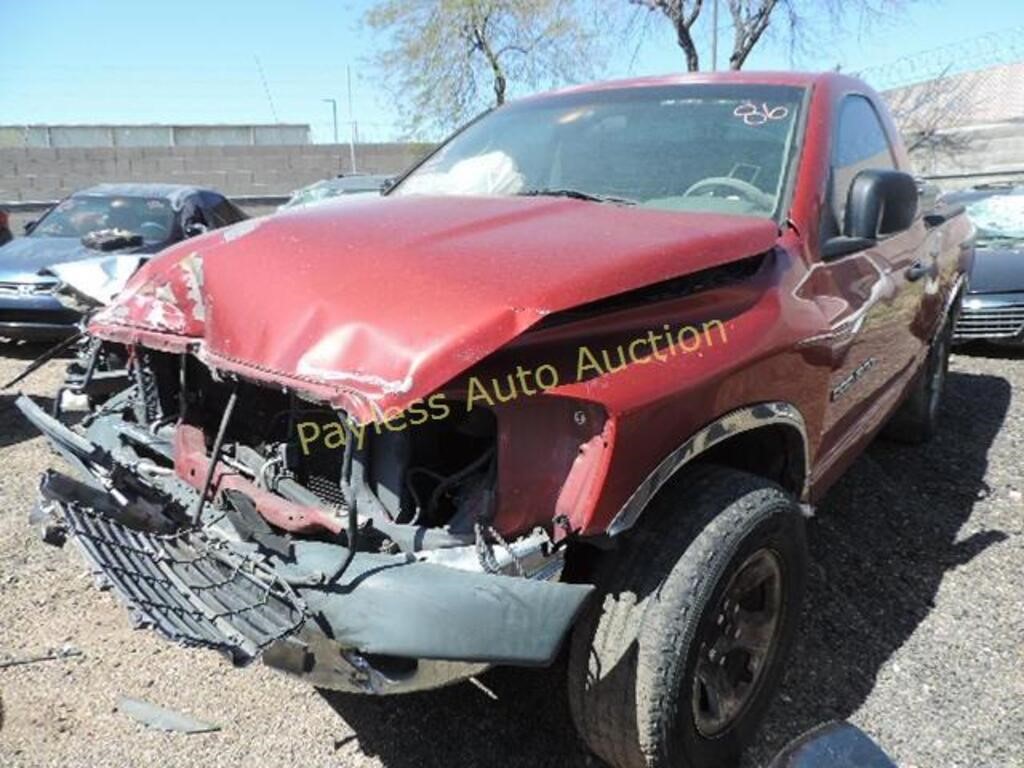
xmin=631 ymin=0 xmax=910 ymax=72
xmin=628 ymin=1 xmax=704 ymax=71
xmin=727 ymin=0 xmax=782 ymax=70
xmin=366 ymin=0 xmax=600 ymax=136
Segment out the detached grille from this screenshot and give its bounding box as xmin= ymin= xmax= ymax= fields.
xmin=954 ymin=303 xmax=1024 ymax=341
xmin=58 ymin=504 xmax=307 ymax=664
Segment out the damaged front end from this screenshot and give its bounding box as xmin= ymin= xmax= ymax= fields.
xmin=38 ymin=255 xmax=144 ymax=412
xmin=18 ymin=193 xmax=781 ymax=694
xmin=18 ymin=347 xmax=593 ymax=694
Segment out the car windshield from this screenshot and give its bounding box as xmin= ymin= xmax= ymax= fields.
xmin=284 ymin=181 xmax=340 ymax=209
xmin=284 ymin=177 xmax=387 ymax=209
xmin=391 ymin=84 xmax=805 ymax=218
xmin=32 ymin=195 xmax=176 ymax=244
xmin=964 ymin=193 xmax=1024 ymax=244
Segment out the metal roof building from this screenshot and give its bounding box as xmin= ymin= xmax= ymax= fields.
xmin=0 ymin=124 xmax=311 ymax=148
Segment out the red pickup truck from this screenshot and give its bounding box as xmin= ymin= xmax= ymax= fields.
xmin=19 ymin=71 xmax=971 ymax=768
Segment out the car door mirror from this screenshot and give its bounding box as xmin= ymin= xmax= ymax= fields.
xmin=822 ymin=169 xmax=919 ymax=262
xmin=184 ymin=221 xmax=208 ymax=238
xmin=845 ymin=169 xmax=918 ymax=240
xmin=24 ymin=220 xmax=37 ymax=234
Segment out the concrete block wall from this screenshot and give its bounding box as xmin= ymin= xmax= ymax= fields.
xmin=0 ymin=143 xmax=434 ymax=202
xmin=908 ymin=121 xmax=1024 ymax=175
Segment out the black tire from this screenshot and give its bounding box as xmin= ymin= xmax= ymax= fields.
xmin=568 ymin=465 xmax=807 ymax=768
xmin=882 ymin=308 xmax=954 ymax=445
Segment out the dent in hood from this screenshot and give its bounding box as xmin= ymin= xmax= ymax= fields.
xmin=91 ymin=196 xmax=779 ymax=421
xmin=47 ymin=254 xmax=147 ymax=306
xmin=0 ymin=235 xmax=149 ymax=284
xmin=0 ymin=237 xmax=99 ymax=283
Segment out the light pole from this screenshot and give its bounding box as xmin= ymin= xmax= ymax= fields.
xmin=322 ymin=98 xmax=340 ymax=173
xmin=711 ymin=0 xmax=719 ymax=71
xmin=346 ymin=65 xmax=358 ymax=174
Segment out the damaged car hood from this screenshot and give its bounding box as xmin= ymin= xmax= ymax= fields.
xmin=47 ymin=254 xmax=147 ymax=306
xmin=92 ymin=195 xmax=778 ymax=420
xmin=0 ymin=235 xmax=148 ymax=283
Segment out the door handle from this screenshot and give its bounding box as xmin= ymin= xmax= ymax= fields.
xmin=906 ymin=261 xmax=931 ymax=282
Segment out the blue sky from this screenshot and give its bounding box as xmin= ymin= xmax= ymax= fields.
xmin=1 ymin=0 xmax=1022 ymax=142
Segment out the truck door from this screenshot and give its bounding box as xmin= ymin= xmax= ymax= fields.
xmin=813 ymin=95 xmax=929 ymax=467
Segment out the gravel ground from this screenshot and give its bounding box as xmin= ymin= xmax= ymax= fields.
xmin=0 ymin=344 xmax=1021 ymax=768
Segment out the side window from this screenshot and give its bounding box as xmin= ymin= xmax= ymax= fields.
xmin=831 ymin=95 xmax=897 ymax=231
xmin=181 ymin=199 xmax=207 ymax=228
xmin=202 ymin=193 xmax=247 ymax=228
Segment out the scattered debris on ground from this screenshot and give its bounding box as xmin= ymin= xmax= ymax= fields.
xmin=0 ymin=644 xmax=82 ymax=669
xmin=117 ymin=697 xmax=220 ymax=734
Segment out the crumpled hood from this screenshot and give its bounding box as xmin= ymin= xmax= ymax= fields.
xmin=47 ymin=254 xmax=148 ymax=306
xmin=969 ymin=245 xmax=1024 ymax=293
xmin=0 ymin=235 xmax=149 ymax=283
xmin=94 ymin=195 xmax=778 ymax=421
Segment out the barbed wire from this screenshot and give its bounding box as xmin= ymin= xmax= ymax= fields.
xmin=856 ymin=26 xmax=1024 ymax=90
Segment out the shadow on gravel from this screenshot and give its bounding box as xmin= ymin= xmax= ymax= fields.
xmin=321 ymin=663 xmax=586 ymax=768
xmin=0 ymin=340 xmax=73 ymax=361
xmin=321 ymin=371 xmax=1011 ymax=768
xmin=0 ymin=394 xmax=58 ymax=449
xmin=744 ymin=369 xmax=1012 ymax=765
xmin=0 ymin=340 xmax=74 ymax=449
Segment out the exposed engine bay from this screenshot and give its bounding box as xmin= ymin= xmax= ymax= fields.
xmin=79 ymin=347 xmax=506 ymax=548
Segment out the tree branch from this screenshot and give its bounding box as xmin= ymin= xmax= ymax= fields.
xmin=727 ymin=0 xmax=778 ymax=70
xmin=469 ymin=20 xmax=508 ymax=105
xmin=629 ymin=0 xmax=703 ymax=71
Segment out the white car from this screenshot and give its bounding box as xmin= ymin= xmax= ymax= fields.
xmin=279 ymin=174 xmax=393 ymax=211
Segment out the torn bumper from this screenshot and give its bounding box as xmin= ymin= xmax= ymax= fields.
xmin=20 ymin=395 xmax=593 ymax=694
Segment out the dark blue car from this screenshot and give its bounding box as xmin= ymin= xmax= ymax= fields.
xmin=0 ymin=183 xmax=246 ymax=341
xmin=944 ymin=182 xmax=1024 ymax=346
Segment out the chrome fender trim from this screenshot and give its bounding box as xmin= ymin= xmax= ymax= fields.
xmin=606 ymin=402 xmax=809 ymax=536
xmin=944 ymin=272 xmax=968 ymax=324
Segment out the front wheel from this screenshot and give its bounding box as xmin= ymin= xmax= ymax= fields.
xmin=568 ymin=465 xmax=807 ymax=768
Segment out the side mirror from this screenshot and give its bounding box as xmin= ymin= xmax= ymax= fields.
xmin=24 ymin=220 xmax=37 ymax=234
xmin=846 ymin=169 xmax=918 ymax=239
xmin=184 ymin=222 xmax=208 ymax=238
xmin=768 ymin=722 xmax=897 ymax=768
xmin=822 ymin=169 xmax=918 ymax=261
